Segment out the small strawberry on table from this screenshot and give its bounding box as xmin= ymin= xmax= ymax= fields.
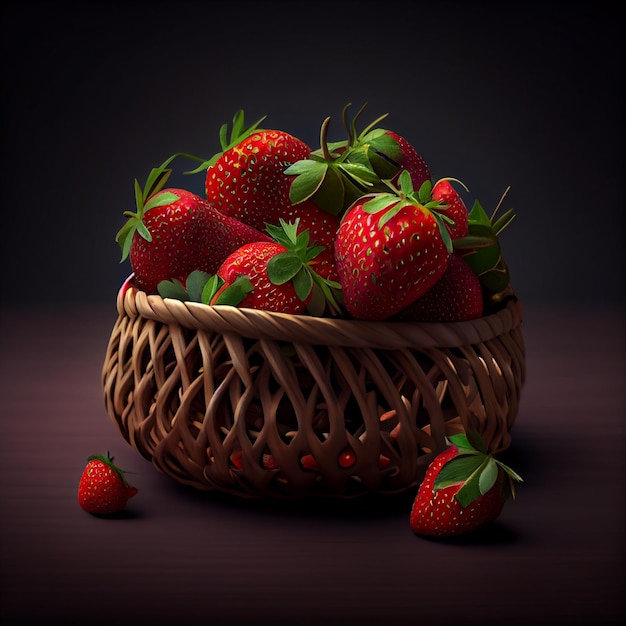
xmin=410 ymin=433 xmax=522 ymax=538
xmin=78 ymin=452 xmax=138 ymax=516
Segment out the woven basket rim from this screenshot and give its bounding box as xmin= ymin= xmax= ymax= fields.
xmin=117 ymin=278 xmax=522 ymax=350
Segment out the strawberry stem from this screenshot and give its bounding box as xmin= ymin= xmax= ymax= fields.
xmin=320 ymin=117 xmax=333 ymax=161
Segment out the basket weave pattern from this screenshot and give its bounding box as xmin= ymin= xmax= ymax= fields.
xmin=102 ymin=287 xmax=525 ymax=498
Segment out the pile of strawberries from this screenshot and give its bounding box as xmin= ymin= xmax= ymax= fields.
xmin=116 ymin=104 xmax=515 ymax=323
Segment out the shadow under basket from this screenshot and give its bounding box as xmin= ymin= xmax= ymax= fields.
xmin=102 ymin=284 xmax=526 ymax=499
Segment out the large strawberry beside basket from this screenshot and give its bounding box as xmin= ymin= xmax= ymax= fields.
xmin=102 ymin=106 xmax=525 ymax=500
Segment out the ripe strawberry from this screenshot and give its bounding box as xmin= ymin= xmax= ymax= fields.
xmin=217 ymin=219 xmax=342 ymax=316
xmin=78 ymin=452 xmax=138 ymax=516
xmin=395 ymin=254 xmax=483 ymax=322
xmin=116 ymin=157 xmax=270 ymax=294
xmin=285 ymin=104 xmax=431 ymax=218
xmin=334 ymin=171 xmax=453 ymax=321
xmin=431 ymin=179 xmax=469 ymax=240
xmin=205 ymin=124 xmax=312 ymax=232
xmin=410 ymin=433 xmax=522 ymax=538
xmin=285 ymin=110 xmax=386 ymax=217
xmin=372 ymin=130 xmax=431 ymax=192
xmin=219 ymin=240 xmax=303 ymax=314
xmin=280 ymin=199 xmax=340 ymax=282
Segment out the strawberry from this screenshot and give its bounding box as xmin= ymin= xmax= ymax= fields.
xmin=217 ymin=219 xmax=342 ymax=316
xmin=204 ymin=117 xmax=312 ymax=232
xmin=431 ymin=178 xmax=469 ymax=240
xmin=377 ymin=130 xmax=431 ymax=189
xmin=410 ymin=433 xmax=522 ymax=538
xmin=334 ymin=171 xmax=453 ymax=321
xmin=395 ymin=253 xmax=483 ymax=322
xmin=78 ymin=452 xmax=138 ymax=516
xmin=286 ymin=104 xmax=431 ymax=217
xmin=219 ymin=240 xmax=302 ymax=313
xmin=116 ymin=156 xmax=270 ymax=294
xmin=453 ymin=188 xmax=517 ymax=308
xmin=285 ymin=109 xmax=386 ymax=217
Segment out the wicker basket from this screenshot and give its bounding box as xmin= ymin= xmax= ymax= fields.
xmin=101 ymin=281 xmax=525 ymax=499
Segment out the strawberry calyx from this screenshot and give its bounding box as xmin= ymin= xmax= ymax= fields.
xmin=358 ymin=170 xmax=456 ymax=254
xmin=453 ymin=187 xmax=516 ymax=302
xmin=86 ymin=452 xmax=136 ymax=488
xmin=157 ymin=270 xmax=253 ymax=306
xmin=265 ymin=218 xmax=343 ymax=316
xmin=434 ymin=432 xmax=523 ymax=508
xmin=185 ymin=109 xmax=267 ymax=174
xmin=285 ymin=104 xmax=387 ymax=216
xmin=286 ymin=102 xmax=423 ymax=217
xmin=344 ymin=102 xmax=405 ymax=179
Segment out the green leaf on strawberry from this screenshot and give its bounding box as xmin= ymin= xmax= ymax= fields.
xmin=361 ymin=171 xmax=455 ymax=254
xmin=185 ymin=109 xmax=268 ymax=174
xmin=285 ymin=111 xmax=387 ymax=216
xmin=213 ymin=275 xmax=255 ymax=306
xmin=453 ymin=187 xmax=516 ymax=301
xmin=157 ymin=278 xmax=190 ymax=301
xmin=434 ymin=431 xmax=523 ymax=507
xmin=157 ymin=270 xmax=253 ymax=306
xmin=186 ymin=270 xmax=212 ymax=302
xmin=265 ymin=219 xmax=343 ymax=317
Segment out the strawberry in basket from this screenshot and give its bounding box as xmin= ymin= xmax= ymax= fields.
xmin=184 ymin=110 xmax=342 ymax=264
xmin=217 ymin=218 xmax=342 ymax=316
xmin=115 ymin=154 xmax=269 ymax=294
xmin=410 ymin=433 xmax=523 ymax=538
xmin=285 ymin=103 xmax=432 ymax=218
xmin=453 ymin=188 xmax=517 ymax=309
xmin=395 ymin=253 xmax=484 ymax=322
xmin=196 ymin=110 xmax=307 ymax=227
xmin=334 ymin=171 xmax=456 ymax=320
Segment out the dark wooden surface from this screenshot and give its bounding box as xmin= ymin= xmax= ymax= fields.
xmin=0 ymin=303 xmax=624 ymax=626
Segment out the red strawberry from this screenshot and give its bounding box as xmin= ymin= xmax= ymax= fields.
xmin=217 ymin=219 xmax=342 ymax=316
xmin=285 ymin=104 xmax=431 ymax=218
xmin=375 ymin=130 xmax=431 ymax=192
xmin=78 ymin=452 xmax=138 ymax=516
xmin=334 ymin=171 xmax=452 ymax=321
xmin=280 ymin=199 xmax=340 ymax=282
xmin=395 ymin=254 xmax=483 ymax=322
xmin=205 ymin=126 xmax=311 ymax=231
xmin=285 ymin=111 xmax=386 ymax=217
xmin=219 ymin=240 xmax=304 ymax=314
xmin=410 ymin=433 xmax=522 ymax=538
xmin=116 ymin=157 xmax=270 ymax=294
xmin=431 ymin=179 xmax=469 ymax=240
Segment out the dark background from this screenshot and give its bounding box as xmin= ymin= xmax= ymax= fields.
xmin=1 ymin=0 xmax=624 ymax=309
xmin=1 ymin=2 xmax=624 ymax=626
